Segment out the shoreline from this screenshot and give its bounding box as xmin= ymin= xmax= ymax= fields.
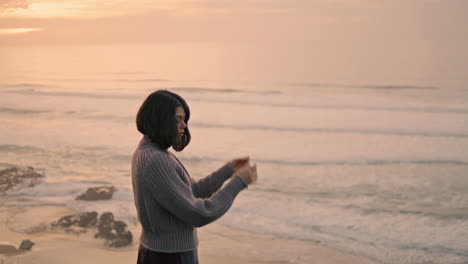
xmin=0 ymin=205 xmax=380 ymax=264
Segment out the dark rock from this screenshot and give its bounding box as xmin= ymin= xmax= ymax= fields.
xmin=0 ymin=166 xmax=44 ymax=193
xmin=107 ymin=231 xmax=133 ymax=248
xmin=51 ymin=211 xmax=98 ymax=229
xmin=50 ymin=211 xmax=132 ymax=247
xmin=94 ymin=212 xmax=115 ymax=238
xmin=95 ymin=212 xmax=132 ymax=247
xmin=75 ymin=186 xmax=116 ymax=200
xmin=18 ymin=240 xmax=35 ymax=251
xmin=63 ymin=226 xmax=87 ymax=234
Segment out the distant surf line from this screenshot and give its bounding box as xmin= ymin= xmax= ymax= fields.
xmin=0 ymin=107 xmax=50 ymax=114
xmin=252 ymin=159 xmax=468 ymax=166
xmin=1 ymin=105 xmax=467 ymax=138
xmin=3 ymin=89 xmax=468 ymax=115
xmin=168 ymin=155 xmax=468 ymax=167
xmin=191 ymin=122 xmax=468 ymax=139
xmin=2 ymin=144 xmax=467 ymax=167
xmin=287 ymin=82 xmax=438 ymax=90
xmin=113 ymin=78 xmax=171 ymax=83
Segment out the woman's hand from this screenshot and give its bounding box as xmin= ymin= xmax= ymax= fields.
xmin=230 ymin=157 xmax=250 ymax=172
xmin=236 ymin=164 xmax=258 ymax=185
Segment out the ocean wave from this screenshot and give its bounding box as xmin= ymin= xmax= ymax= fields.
xmin=170 ymin=87 xmax=242 ymax=93
xmin=362 ymin=207 xmax=468 ymax=220
xmin=114 ymin=78 xmax=171 ymax=82
xmin=99 ymin=71 xmax=146 ymax=75
xmin=225 ymin=191 xmax=468 ymax=264
xmin=289 ymin=82 xmax=438 ymax=90
xmin=0 ymin=107 xmax=50 ymax=115
xmin=178 ymin=155 xmax=468 ymax=166
xmin=0 ymin=162 xmax=17 ymax=169
xmin=3 ymin=85 xmax=279 ymax=97
xmin=254 ymin=187 xmax=331 ymax=198
xmin=1 ymin=202 xmax=68 ymax=208
xmin=3 ymin=143 xmax=466 ymax=167
xmin=179 ymin=156 xmax=224 ymax=163
xmin=0 ymin=144 xmax=44 ymax=152
xmin=168 ymin=87 xmax=280 ymax=95
xmin=1 ymin=103 xmax=466 ymax=138
xmin=341 ymin=203 xmax=468 ymax=221
xmin=0 ymin=83 xmax=55 ymax=89
xmin=80 ymin=114 xmax=132 ymax=122
xmin=3 ymin=89 xmax=467 ymax=114
xmin=188 ymin=97 xmax=468 ymax=114
xmin=3 ymin=89 xmax=142 ymax=100
xmin=0 ymin=144 xmax=112 ymax=160
xmin=0 ymin=102 xmax=465 ymax=138
xmin=191 ymin=122 xmax=468 ymax=138
xmin=253 ymin=158 xmax=468 ymax=166
xmin=362 ymin=85 xmax=438 ymax=90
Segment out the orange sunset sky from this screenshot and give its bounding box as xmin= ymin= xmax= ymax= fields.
xmin=0 ymin=0 xmax=467 ymax=47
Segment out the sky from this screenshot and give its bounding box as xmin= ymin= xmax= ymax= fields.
xmin=0 ymin=0 xmax=467 ymax=46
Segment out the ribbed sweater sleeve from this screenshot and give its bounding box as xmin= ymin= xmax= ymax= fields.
xmin=191 ymin=164 xmax=236 ymax=198
xmin=140 ymin=149 xmax=247 ymax=228
xmin=169 ymin=153 xmax=237 ymax=199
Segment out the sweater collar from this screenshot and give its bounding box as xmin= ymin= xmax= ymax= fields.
xmin=140 ymin=135 xmax=168 ymax=152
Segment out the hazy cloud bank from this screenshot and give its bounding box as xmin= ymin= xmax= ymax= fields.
xmin=0 ymin=0 xmax=30 ymax=10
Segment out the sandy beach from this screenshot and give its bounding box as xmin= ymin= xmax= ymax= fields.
xmin=0 ymin=205 xmax=379 ymax=264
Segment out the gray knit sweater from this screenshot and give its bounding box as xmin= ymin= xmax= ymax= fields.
xmin=131 ymin=136 xmax=247 ymax=252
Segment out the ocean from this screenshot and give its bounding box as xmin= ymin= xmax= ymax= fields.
xmin=1 ymin=43 xmax=467 ymax=264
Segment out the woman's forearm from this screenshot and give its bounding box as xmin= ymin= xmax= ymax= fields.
xmin=191 ymin=163 xmax=234 ymax=198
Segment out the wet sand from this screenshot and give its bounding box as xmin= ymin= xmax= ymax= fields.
xmin=0 ymin=205 xmax=379 ymax=264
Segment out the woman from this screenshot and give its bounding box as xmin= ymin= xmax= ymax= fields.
xmin=132 ymin=90 xmax=257 ymax=264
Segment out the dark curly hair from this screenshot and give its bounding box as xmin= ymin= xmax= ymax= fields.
xmin=136 ymin=90 xmax=191 ymax=151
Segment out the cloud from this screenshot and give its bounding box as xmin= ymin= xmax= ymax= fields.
xmin=0 ymin=27 xmax=44 ymax=34
xmin=0 ymin=1 xmax=123 ymax=19
xmin=0 ymin=0 xmax=31 ymax=10
xmin=0 ymin=0 xmax=175 ymax=18
xmin=0 ymin=0 xmax=293 ymax=19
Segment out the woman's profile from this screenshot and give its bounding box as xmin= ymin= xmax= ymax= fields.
xmin=132 ymin=90 xmax=257 ymax=264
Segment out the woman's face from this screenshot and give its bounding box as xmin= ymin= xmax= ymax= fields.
xmin=175 ymin=106 xmax=187 ymax=137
